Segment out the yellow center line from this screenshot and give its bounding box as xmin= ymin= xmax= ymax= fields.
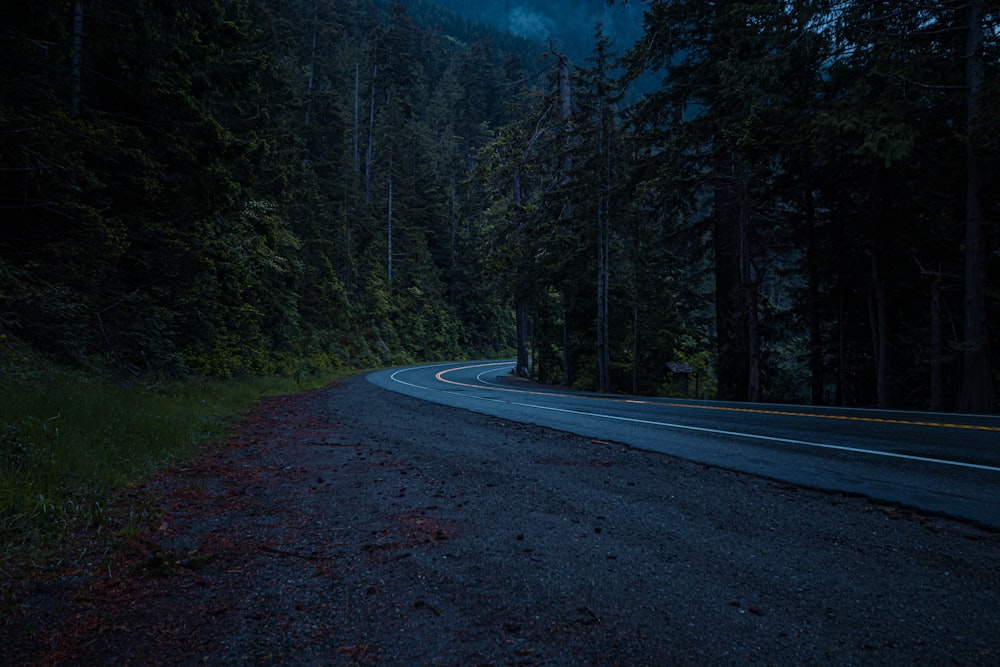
xmin=622 ymin=399 xmax=1000 ymax=432
xmin=436 ymin=364 xmax=1000 ymax=433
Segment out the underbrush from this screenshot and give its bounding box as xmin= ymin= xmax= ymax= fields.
xmin=0 ymin=349 xmax=357 ymax=613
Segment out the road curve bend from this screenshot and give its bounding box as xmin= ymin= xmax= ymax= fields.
xmin=368 ymin=361 xmax=1000 ymax=528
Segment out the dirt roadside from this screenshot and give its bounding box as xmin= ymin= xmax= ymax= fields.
xmin=4 ymin=375 xmax=1000 ymax=666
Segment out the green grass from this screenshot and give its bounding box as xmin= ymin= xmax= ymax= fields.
xmin=0 ymin=352 xmax=359 ymax=579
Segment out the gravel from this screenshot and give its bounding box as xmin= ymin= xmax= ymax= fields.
xmin=5 ymin=375 xmax=1000 ymax=666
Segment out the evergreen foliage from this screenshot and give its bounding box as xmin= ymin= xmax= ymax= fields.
xmin=1 ymin=0 xmax=997 ymax=412
xmin=609 ymin=0 xmax=999 ymax=410
xmin=1 ymin=0 xmax=516 ymax=377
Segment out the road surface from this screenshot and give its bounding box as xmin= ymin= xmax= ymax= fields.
xmin=369 ymin=360 xmax=1000 ymax=528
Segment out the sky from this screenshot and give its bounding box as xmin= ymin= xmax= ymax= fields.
xmin=429 ymin=0 xmax=648 ymax=63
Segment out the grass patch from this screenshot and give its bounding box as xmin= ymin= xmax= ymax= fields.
xmin=0 ymin=351 xmax=360 ymax=586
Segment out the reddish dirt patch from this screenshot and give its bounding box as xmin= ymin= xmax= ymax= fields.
xmin=5 ymin=386 xmax=358 ymax=665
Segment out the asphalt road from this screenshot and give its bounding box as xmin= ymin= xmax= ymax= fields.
xmin=368 ymin=360 xmax=1000 ymax=529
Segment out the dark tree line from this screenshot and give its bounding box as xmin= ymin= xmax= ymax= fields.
xmin=479 ymin=0 xmax=998 ymax=412
xmin=621 ymin=0 xmax=998 ymax=412
xmin=1 ymin=0 xmax=523 ymax=376
xmin=2 ymin=0 xmax=997 ymax=412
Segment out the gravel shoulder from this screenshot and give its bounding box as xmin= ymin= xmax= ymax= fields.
xmin=5 ymin=375 xmax=1000 ymax=666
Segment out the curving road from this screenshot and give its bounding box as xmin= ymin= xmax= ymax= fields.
xmin=368 ymin=360 xmax=1000 ymax=528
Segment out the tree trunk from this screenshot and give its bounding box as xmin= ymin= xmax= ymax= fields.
xmin=556 ymin=49 xmax=573 ymax=219
xmin=557 ymin=51 xmax=572 ymax=171
xmin=930 ymin=272 xmax=944 ymax=411
xmin=713 ymin=154 xmax=756 ymax=402
xmin=386 ymin=86 xmax=394 ymax=282
xmin=597 ymin=196 xmax=609 ymax=392
xmin=805 ymin=188 xmax=824 ymax=405
xmin=632 ymin=300 xmax=639 ymax=395
xmin=713 ymin=164 xmax=745 ymax=401
xmin=449 ymin=171 xmax=457 ymax=307
xmin=602 ymin=101 xmax=614 ymax=393
xmin=70 ymin=0 xmax=83 ymax=118
xmin=739 ymin=173 xmax=760 ymax=403
xmin=387 ymin=150 xmax=393 ymax=282
xmin=869 ymin=251 xmax=889 ymax=409
xmin=958 ymin=0 xmax=993 ymax=413
xmin=344 ymin=174 xmax=353 ymax=299
xmin=596 ymin=96 xmax=611 ymax=394
xmin=834 ymin=198 xmax=849 ymax=406
xmin=516 ymin=300 xmax=530 ymax=377
xmin=837 ymin=284 xmax=847 ymax=406
xmin=562 ymin=297 xmax=570 ymax=387
xmin=305 ymin=2 xmax=318 ymax=125
xmin=601 ymin=219 xmax=610 ymax=391
xmin=365 ymin=65 xmax=377 ymax=205
xmin=354 ymin=64 xmax=361 ymax=171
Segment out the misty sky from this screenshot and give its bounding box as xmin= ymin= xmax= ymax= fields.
xmin=431 ymin=0 xmax=648 ymax=62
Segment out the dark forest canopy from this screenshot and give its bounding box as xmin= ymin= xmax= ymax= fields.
xmin=1 ymin=0 xmax=997 ymax=412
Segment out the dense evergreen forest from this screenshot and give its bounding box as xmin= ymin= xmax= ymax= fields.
xmin=1 ymin=0 xmax=997 ymax=413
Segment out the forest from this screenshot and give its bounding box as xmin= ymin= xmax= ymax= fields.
xmin=1 ymin=0 xmax=997 ymax=413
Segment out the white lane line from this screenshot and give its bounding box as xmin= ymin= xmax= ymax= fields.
xmin=389 ymin=362 xmax=513 ymax=398
xmin=389 ymin=361 xmax=487 ymax=389
xmin=385 ymin=362 xmax=1000 ymax=473
xmin=476 ymin=366 xmax=515 ymax=386
xmin=504 ymin=400 xmax=1000 ymax=473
